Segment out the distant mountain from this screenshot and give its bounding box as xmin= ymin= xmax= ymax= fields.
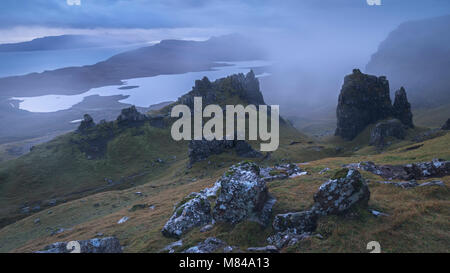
xmin=0 ymin=34 xmax=264 ymax=97
xmin=0 ymin=35 xmax=136 ymax=52
xmin=366 ymin=15 xmax=450 ymax=107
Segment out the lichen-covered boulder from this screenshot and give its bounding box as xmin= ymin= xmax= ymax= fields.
xmin=312 ymin=168 xmax=370 ymax=215
xmin=272 ymin=210 xmax=318 ymax=234
xmin=35 ymin=237 xmax=122 ymax=253
xmin=369 ymin=119 xmax=406 ymax=147
xmin=212 ymin=161 xmax=273 ymax=225
xmin=161 ymin=192 xmax=212 ymax=238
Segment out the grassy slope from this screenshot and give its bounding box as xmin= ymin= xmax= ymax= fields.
xmin=0 ymin=130 xmax=448 ymax=253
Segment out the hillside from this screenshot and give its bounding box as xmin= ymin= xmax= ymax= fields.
xmin=366 ymin=15 xmax=450 ymax=112
xmin=0 ymin=71 xmax=317 ymax=229
xmin=0 ymin=70 xmax=449 ymax=253
xmin=0 ymin=35 xmax=136 ymax=52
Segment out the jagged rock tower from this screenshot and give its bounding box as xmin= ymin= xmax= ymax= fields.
xmin=392 ymin=87 xmax=414 ymax=128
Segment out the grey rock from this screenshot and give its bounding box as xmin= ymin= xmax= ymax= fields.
xmin=247 ymin=245 xmax=279 ymax=253
xmin=161 ymin=239 xmax=183 ymax=253
xmin=267 ymin=231 xmax=313 ymax=249
xmin=212 ymin=161 xmax=273 ymax=226
xmin=36 ymin=237 xmax=122 ymax=253
xmin=346 ymin=159 xmax=450 ymax=180
xmin=272 ymin=210 xmax=318 ymax=235
xmin=161 ymin=192 xmax=212 ymax=238
xmin=117 ymin=216 xmax=129 ymax=224
xmin=312 ymin=169 xmax=370 ymax=215
xmin=335 ymin=69 xmax=392 ymax=140
xmin=200 ymin=224 xmax=214 ymax=233
xmin=183 ymin=237 xmax=227 ymax=253
xmin=369 ymin=119 xmax=406 ymax=147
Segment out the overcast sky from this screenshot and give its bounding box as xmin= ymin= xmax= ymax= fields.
xmin=1 ymin=0 xmax=449 ymax=43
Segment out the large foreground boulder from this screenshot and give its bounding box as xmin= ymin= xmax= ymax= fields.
xmin=162 ymin=162 xmax=276 ymax=239
xmin=213 ymin=161 xmax=273 ymax=225
xmin=335 ymin=69 xmax=392 ymax=140
xmin=369 ymin=119 xmax=406 ymax=147
xmin=35 ymin=237 xmax=122 ymax=253
xmin=312 ymin=168 xmax=370 ymax=215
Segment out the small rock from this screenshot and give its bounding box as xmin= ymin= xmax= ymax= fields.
xmin=200 ymin=224 xmax=214 ymax=233
xmin=319 ymin=168 xmax=330 ymax=174
xmin=36 ymin=237 xmax=122 ymax=253
xmin=371 ymin=210 xmax=389 ymax=217
xmin=117 ymin=216 xmax=129 ymax=224
xmin=247 ymin=245 xmax=279 ymax=253
xmin=183 ymin=237 xmax=227 ymax=253
xmin=161 ymin=240 xmax=183 ymax=253
xmin=34 ymin=218 xmax=41 ymax=225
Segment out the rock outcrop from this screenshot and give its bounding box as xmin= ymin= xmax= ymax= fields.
xmin=344 ymin=159 xmax=450 ymax=180
xmin=36 ymin=237 xmax=122 ymax=253
xmin=335 ymin=69 xmax=414 ymax=140
xmin=369 ymin=119 xmax=406 ymax=147
xmin=77 ymin=114 xmax=95 ymax=133
xmin=162 ymin=162 xmax=276 ymax=239
xmin=177 ymin=71 xmax=265 ymax=110
xmin=442 ymin=119 xmax=450 ymax=130
xmin=335 ymin=69 xmax=392 ymax=140
xmin=392 ymin=87 xmax=414 ymax=128
xmin=183 ymin=237 xmax=227 ymax=253
xmin=188 ymin=139 xmax=262 ymax=165
xmin=117 ymin=105 xmax=148 ymax=124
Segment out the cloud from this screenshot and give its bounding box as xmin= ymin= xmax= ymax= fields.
xmin=66 ymin=0 xmax=81 ymax=6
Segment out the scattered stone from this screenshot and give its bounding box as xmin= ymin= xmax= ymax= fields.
xmin=375 ymin=180 xmax=445 ymax=189
xmin=267 ymin=232 xmax=313 ymax=249
xmin=161 ymin=240 xmax=183 ymax=253
xmin=312 ymin=169 xmax=370 ymax=215
xmin=135 ymin=192 xmax=143 ymax=196
xmin=21 ymin=206 xmax=30 ymax=214
xmin=36 ymin=237 xmax=122 ymax=253
xmin=319 ymin=168 xmax=330 ymax=174
xmin=247 ymin=245 xmax=279 ymax=253
xmin=117 ymin=216 xmax=129 ymax=224
xmin=149 ymin=205 xmax=155 ymax=210
xmin=370 ymin=210 xmax=389 ymax=217
xmin=272 ymin=211 xmax=318 ymax=235
xmin=183 ymin=237 xmax=227 ymax=253
xmin=34 ymin=218 xmax=40 ymax=225
xmin=345 ymin=159 xmax=450 ymax=180
xmin=260 ymin=163 xmax=307 ymax=182
xmin=369 ymin=119 xmax=406 ymax=147
xmin=200 ymin=224 xmax=214 ymax=233
xmin=50 ymin=227 xmax=72 ymax=236
xmin=129 ymin=204 xmax=148 ymax=212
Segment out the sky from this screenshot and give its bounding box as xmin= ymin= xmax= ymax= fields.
xmin=1 ymin=0 xmax=449 ymax=43
xmin=1 ymin=0 xmax=449 ymax=114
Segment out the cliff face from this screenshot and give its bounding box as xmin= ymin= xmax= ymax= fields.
xmin=335 ymin=69 xmax=414 ymax=141
xmin=335 ymin=69 xmax=392 ymax=140
xmin=366 ymin=15 xmax=450 ymax=107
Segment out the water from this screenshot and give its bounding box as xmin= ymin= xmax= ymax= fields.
xmin=12 ymin=60 xmax=271 ymax=113
xmin=0 ymin=44 xmax=148 ymax=78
